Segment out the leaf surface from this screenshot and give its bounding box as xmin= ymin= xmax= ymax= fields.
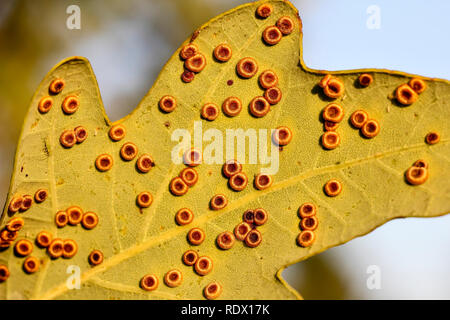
xmin=1 ymin=0 xmax=449 ymax=300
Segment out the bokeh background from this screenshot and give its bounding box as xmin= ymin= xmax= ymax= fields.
xmin=0 ymin=0 xmax=449 ymax=299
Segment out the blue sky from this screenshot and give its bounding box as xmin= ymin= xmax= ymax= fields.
xmin=295 ymin=0 xmax=450 ymax=78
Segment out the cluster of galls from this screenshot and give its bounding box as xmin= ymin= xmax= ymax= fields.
xmin=320 ymin=102 xmax=344 ymax=150
xmin=38 ymin=79 xmax=88 ymax=149
xmin=167 ymin=6 xmax=292 ymax=123
xmin=3 ymin=179 xmax=102 ymax=279
xmin=234 ymin=208 xmax=268 ymax=248
xmin=0 ymin=217 xmax=24 ymax=250
xmin=296 ymin=203 xmax=318 ymax=247
xmin=405 ymin=159 xmax=430 ymax=186
xmin=198 ymin=62 xmax=282 ymax=121
xmin=3 ymin=189 xmax=48 ymax=272
xmin=140 ymin=204 xmax=218 ymax=298
xmin=60 ymin=125 xmax=87 ymax=148
xmin=395 ymin=78 xmax=426 ymax=106
xmin=169 ymin=149 xmax=201 ymax=196
xmin=179 ymin=43 xmax=207 ymax=83
xmin=223 ymin=160 xmax=248 ymax=192
xmin=7 ymin=188 xmax=47 ymax=215
xmin=319 ymin=74 xmax=345 ymax=99
xmin=349 ymin=109 xmax=380 ymax=139
xmin=37 ymin=78 xmax=74 ymax=115
xmin=258 ymin=3 xmax=295 ymax=46
xmin=54 ymin=206 xmax=98 ymax=230
xmin=2 ymin=204 xmax=100 ymax=279
xmin=0 ymin=218 xmax=31 ymax=280
xmin=95 ymin=123 xmax=155 ymax=211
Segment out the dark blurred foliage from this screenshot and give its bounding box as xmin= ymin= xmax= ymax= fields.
xmin=284 ymin=254 xmax=349 ymax=299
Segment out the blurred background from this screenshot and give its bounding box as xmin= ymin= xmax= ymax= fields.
xmin=0 ymin=0 xmax=449 ymax=299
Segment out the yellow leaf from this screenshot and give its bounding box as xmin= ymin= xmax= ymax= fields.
xmin=1 ymin=0 xmax=449 ymax=300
